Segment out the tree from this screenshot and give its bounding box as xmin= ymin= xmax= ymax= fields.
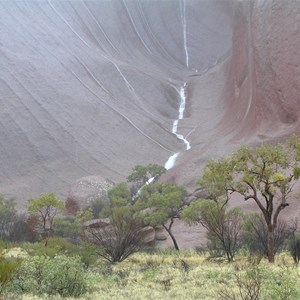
xmin=242 ymin=213 xmax=290 ymax=257
xmin=27 ymin=193 xmax=64 ymax=239
xmin=0 ymin=195 xmax=16 ymax=241
xmin=84 ymin=206 xmax=144 ymax=263
xmin=127 ymin=164 xmax=166 ymax=195
xmin=83 ymin=183 xmax=145 ymax=263
xmin=135 ymin=182 xmax=186 ymax=251
xmin=198 ymin=136 xmax=300 ymax=262
xmin=107 ymin=182 xmax=131 ymax=207
xmin=182 ymin=199 xmax=243 ymax=262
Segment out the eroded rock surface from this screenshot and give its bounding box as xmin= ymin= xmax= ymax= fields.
xmin=1 ymin=0 xmax=300 ymax=212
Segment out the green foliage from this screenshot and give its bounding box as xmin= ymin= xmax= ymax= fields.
xmin=218 ymin=265 xmax=263 ymax=300
xmin=22 ymin=236 xmax=79 ymax=257
xmin=197 ymin=137 xmax=300 ymax=262
xmin=263 ymin=268 xmax=299 ymax=300
xmin=12 ymin=254 xmax=87 ymax=298
xmin=27 ymin=193 xmax=64 ymax=235
xmin=108 ymin=182 xmax=131 ymax=207
xmin=53 ymin=216 xmax=81 ymax=240
xmin=27 ymin=192 xmax=64 ymax=214
xmin=21 ymin=236 xmax=97 ymax=266
xmin=0 ymin=256 xmax=19 ymax=293
xmin=198 ymin=158 xmax=235 ymax=199
xmin=289 ymin=231 xmax=300 ymax=264
xmin=0 ymin=194 xmax=16 ymax=241
xmin=127 ymin=164 xmax=166 ymax=188
xmin=89 ymin=197 xmax=110 ymax=218
xmin=182 ymin=199 xmax=243 ymax=262
xmin=135 ymin=182 xmax=186 ymax=250
xmin=3 ymin=250 xmax=300 ymax=299
xmin=0 ymin=239 xmax=7 ymax=251
xmin=85 ymin=205 xmax=144 ymax=263
xmin=242 ymin=213 xmax=290 ymax=257
xmin=137 ymin=183 xmax=186 ymax=226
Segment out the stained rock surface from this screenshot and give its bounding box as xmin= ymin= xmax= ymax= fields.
xmin=1 ymin=0 xmax=300 ymax=214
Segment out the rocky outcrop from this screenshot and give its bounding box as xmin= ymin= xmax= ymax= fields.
xmin=83 ymin=218 xmax=110 ymax=229
xmin=1 ymin=0 xmax=300 ymax=212
xmin=165 ymin=0 xmax=300 ymax=195
xmin=226 ymin=0 xmax=300 ymax=139
xmin=67 ymin=176 xmax=114 ymax=210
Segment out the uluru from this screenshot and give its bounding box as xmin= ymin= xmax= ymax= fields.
xmin=1 ymin=0 xmax=300 ymax=206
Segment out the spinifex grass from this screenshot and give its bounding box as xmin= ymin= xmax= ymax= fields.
xmin=3 ymin=250 xmax=300 ymax=300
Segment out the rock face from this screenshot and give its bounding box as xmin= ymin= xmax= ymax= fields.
xmin=0 ymin=0 xmax=231 ymax=203
xmin=164 ymin=0 xmax=300 ymax=194
xmin=67 ymin=176 xmax=114 ymax=209
xmin=1 ymin=0 xmax=300 ymax=207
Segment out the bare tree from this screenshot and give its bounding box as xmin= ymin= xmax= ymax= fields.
xmin=242 ymin=213 xmax=290 ymax=257
xmin=182 ymin=200 xmax=243 ymax=262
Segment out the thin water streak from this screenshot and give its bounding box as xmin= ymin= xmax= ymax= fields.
xmin=164 ymin=83 xmax=190 ymax=170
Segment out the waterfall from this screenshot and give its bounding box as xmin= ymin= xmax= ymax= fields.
xmin=182 ymin=0 xmax=189 ymax=67
xmin=164 ymin=83 xmax=190 ymax=170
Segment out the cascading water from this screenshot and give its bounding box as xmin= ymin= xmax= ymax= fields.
xmin=182 ymin=0 xmax=189 ymax=67
xmin=164 ymin=83 xmax=191 ymax=170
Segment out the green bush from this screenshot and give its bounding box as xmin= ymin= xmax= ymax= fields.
xmin=22 ymin=236 xmax=79 ymax=258
xmin=22 ymin=237 xmax=97 ymax=266
xmin=12 ymin=254 xmax=87 ymax=298
xmin=89 ymin=198 xmax=110 ymax=218
xmin=0 ymin=239 xmax=7 ymax=251
xmin=263 ymin=268 xmax=299 ymax=300
xmin=0 ymin=257 xmax=19 ymax=294
xmin=289 ymin=232 xmax=300 ymax=263
xmin=53 ymin=216 xmax=81 ymax=241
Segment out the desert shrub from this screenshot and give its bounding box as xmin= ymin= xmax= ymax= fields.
xmin=12 ymin=254 xmax=87 ymax=298
xmin=242 ymin=213 xmax=290 ymax=257
xmin=182 ymin=200 xmax=244 ymax=262
xmin=0 ymin=257 xmax=19 ymax=294
xmin=53 ymin=216 xmax=81 ymax=241
xmin=288 ymin=220 xmax=300 ymax=264
xmin=0 ymin=195 xmax=16 ymax=241
xmin=290 ymin=234 xmax=300 ymax=264
xmin=84 ymin=206 xmax=144 ymax=263
xmin=0 ymin=239 xmax=7 ymax=251
xmin=22 ymin=236 xmax=79 ymax=257
xmin=25 ymin=214 xmax=40 ymax=241
xmin=88 ymin=198 xmax=110 ymax=218
xmin=263 ymin=268 xmax=299 ymax=300
xmin=218 ymin=265 xmax=263 ymax=300
xmin=65 ymin=196 xmax=80 ymax=215
xmin=22 ymin=237 xmax=97 ymax=266
xmin=7 ymin=214 xmax=39 ymax=243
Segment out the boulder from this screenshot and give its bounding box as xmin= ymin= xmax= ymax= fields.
xmin=139 ymin=226 xmax=156 ymax=245
xmin=68 ymin=176 xmax=114 ymax=210
xmin=83 ymin=218 xmax=110 ymax=229
xmin=155 ymin=232 xmax=167 ymax=241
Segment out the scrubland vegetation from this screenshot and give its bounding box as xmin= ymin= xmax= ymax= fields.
xmin=1 ymin=245 xmax=300 ymax=299
xmin=1 ymin=137 xmax=300 ymax=299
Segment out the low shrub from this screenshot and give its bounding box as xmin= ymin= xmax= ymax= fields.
xmin=53 ymin=216 xmax=81 ymax=241
xmin=0 ymin=257 xmax=19 ymax=294
xmin=12 ymin=254 xmax=88 ymax=298
xmin=22 ymin=236 xmax=97 ymax=266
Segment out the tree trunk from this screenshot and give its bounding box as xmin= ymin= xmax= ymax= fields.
xmin=163 ymin=224 xmax=179 ymax=251
xmin=267 ymin=225 xmax=275 ymax=263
